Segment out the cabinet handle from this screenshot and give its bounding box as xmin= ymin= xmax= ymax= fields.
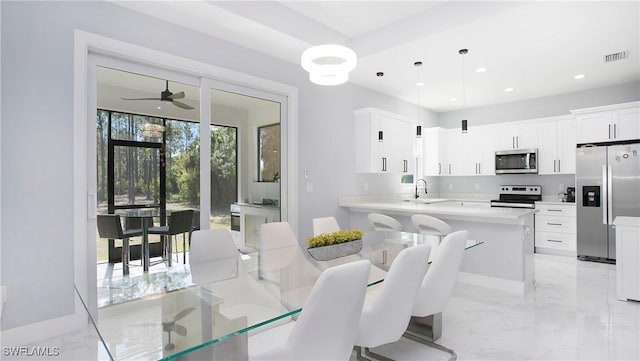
xmin=614 ymin=123 xmax=617 ymax=138
xmin=403 ymin=160 xmax=408 ymax=172
xmin=438 ymin=163 xmax=441 ymax=175
xmin=548 ymin=209 xmax=562 ymax=212
xmin=547 ymin=239 xmax=563 ymax=243
xmin=554 ymin=159 xmax=556 ymax=173
xmin=557 ymin=159 xmax=561 ymax=172
xmin=512 ymin=137 xmax=515 ymax=149
xmin=382 ymin=250 xmax=388 ymax=265
xmin=516 ymin=136 xmax=519 ymax=148
xmin=449 ymin=164 xmax=452 ymax=175
xmin=381 ymin=157 xmax=387 ymax=172
xmin=478 ymin=163 xmax=481 ymax=174
xmin=476 ymin=163 xmax=479 ymax=174
xmin=609 ymin=124 xmax=612 ymax=139
xmin=547 ymin=222 xmax=563 ymax=226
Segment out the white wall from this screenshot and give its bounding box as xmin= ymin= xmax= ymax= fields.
xmin=0 ymin=1 xmax=421 ymax=331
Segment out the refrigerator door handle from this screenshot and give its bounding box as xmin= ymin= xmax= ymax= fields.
xmin=607 ymin=163 xmax=613 ymax=225
xmin=602 ymin=165 xmax=607 ymax=225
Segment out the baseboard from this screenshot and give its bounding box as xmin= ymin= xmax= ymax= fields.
xmin=535 ymin=247 xmax=576 ymax=257
xmin=457 ymin=271 xmax=532 ymax=294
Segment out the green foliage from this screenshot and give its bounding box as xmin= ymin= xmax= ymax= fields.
xmin=306 ymin=229 xmax=363 ymax=249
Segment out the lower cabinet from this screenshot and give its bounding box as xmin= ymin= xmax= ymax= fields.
xmin=535 ymin=203 xmax=576 ymax=255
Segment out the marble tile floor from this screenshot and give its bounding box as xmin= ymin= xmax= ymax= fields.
xmin=4 ymin=254 xmax=638 ymax=360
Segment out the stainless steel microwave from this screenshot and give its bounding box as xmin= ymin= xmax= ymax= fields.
xmin=495 ymin=149 xmax=538 ymax=174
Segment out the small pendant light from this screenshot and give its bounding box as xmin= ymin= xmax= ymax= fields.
xmin=459 ymin=49 xmax=469 ymax=134
xmin=415 ymin=61 xmax=423 ymax=138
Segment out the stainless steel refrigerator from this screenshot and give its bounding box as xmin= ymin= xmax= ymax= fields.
xmin=576 ymin=142 xmax=640 ymax=263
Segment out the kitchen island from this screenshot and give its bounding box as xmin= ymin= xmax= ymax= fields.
xmin=339 ymin=196 xmax=536 ymax=293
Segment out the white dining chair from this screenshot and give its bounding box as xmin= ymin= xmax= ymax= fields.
xmin=189 ymin=229 xmax=239 ymax=264
xmin=312 ymin=216 xmax=341 ymax=236
xmin=249 ymin=260 xmax=371 ymax=361
xmin=404 ymin=230 xmax=468 ymax=361
xmin=367 ymin=213 xmax=403 ymax=232
xmin=411 ymin=214 xmax=451 ymax=239
xmin=354 ymin=244 xmax=432 ymax=360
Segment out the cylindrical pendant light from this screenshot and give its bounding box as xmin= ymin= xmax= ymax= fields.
xmin=459 ymin=49 xmax=469 ymax=134
xmin=378 ymin=130 xmax=384 ymax=142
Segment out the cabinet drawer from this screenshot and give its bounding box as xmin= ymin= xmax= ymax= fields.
xmin=536 ymin=215 xmax=576 ymax=233
xmin=536 ymin=204 xmax=576 ymax=217
xmin=535 ymin=231 xmax=576 ymax=251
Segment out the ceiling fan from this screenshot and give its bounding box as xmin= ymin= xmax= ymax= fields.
xmin=134 ymin=307 xmax=196 ymax=352
xmin=121 ymin=80 xmax=195 ymax=110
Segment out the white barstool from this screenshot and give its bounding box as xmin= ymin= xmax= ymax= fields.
xmin=367 ymin=213 xmax=403 ymax=231
xmin=411 ymin=214 xmax=451 ymax=240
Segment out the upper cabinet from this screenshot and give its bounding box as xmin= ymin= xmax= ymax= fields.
xmin=354 ymin=108 xmax=415 ymax=174
xmin=496 ymin=120 xmax=539 ymax=150
xmin=422 ymin=127 xmax=445 ymax=176
xmin=538 ymin=116 xmax=576 ymax=175
xmin=572 ymin=102 xmax=640 ymax=144
xmin=431 ymin=126 xmax=496 ymax=177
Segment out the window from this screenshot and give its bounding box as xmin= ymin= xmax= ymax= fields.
xmin=258 ymin=123 xmax=281 ymax=182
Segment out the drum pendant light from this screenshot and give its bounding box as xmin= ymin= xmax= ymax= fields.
xmin=459 ymin=49 xmax=469 ymax=134
xmin=300 ymin=2 xmax=357 ymax=86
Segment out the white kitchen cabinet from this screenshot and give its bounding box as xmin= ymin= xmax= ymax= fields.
xmin=496 ymin=121 xmax=539 ymax=150
xmin=572 ymin=102 xmax=640 ymax=143
xmin=535 ymin=203 xmax=576 ymax=255
xmin=614 ymin=216 xmax=640 ymax=302
xmin=422 ymin=127 xmax=445 ymax=176
xmin=538 ymin=116 xmax=576 ymax=175
xmin=443 ymin=129 xmax=463 ymax=175
xmin=464 ymin=125 xmax=497 ymax=175
xmin=354 ymin=108 xmax=415 ymax=174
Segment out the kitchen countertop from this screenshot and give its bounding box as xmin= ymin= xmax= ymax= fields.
xmin=535 ymin=201 xmax=576 ymax=206
xmin=339 ymin=196 xmax=536 ymax=224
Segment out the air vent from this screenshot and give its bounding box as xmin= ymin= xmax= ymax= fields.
xmin=603 ymin=51 xmax=628 ymax=63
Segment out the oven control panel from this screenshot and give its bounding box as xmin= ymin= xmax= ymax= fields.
xmin=499 ymin=185 xmax=541 ymax=195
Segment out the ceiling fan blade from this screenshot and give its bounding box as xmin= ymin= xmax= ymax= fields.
xmin=174 ymin=324 xmax=188 ymax=337
xmin=172 ymin=100 xmax=195 ymax=110
xmin=168 ymin=91 xmax=185 ymax=100
xmin=121 ymin=97 xmax=161 ymax=101
xmin=174 ymin=307 xmax=196 ymax=321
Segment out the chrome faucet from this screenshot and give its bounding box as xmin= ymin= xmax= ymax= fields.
xmin=415 ymin=179 xmax=428 ymax=199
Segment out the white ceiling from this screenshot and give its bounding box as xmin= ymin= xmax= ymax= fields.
xmin=111 ymin=1 xmax=640 ymax=112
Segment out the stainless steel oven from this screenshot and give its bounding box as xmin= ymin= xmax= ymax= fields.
xmin=230 ymin=204 xmax=241 ymax=232
xmin=495 ymin=149 xmax=538 ymax=174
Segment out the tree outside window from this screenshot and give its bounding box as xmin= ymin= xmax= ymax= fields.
xmin=258 ymin=123 xmax=280 ymax=182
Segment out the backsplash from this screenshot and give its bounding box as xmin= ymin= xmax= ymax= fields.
xmin=437 ymin=174 xmax=575 ymax=199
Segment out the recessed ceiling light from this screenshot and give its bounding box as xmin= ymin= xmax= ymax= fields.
xmin=416 ymin=82 xmax=425 ymax=87
xmin=574 ymin=74 xmax=586 ymax=80
xmin=504 ymin=87 xmax=514 ymax=92
xmin=450 ymin=98 xmax=457 ymax=101
xmin=157 ymin=106 xmax=162 ymax=109
xmin=476 ymin=67 xmax=487 ymax=73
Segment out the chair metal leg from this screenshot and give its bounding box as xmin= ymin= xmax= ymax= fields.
xmin=122 ymin=237 xmax=130 ymax=276
xmin=354 ymin=346 xmax=395 ymax=361
xmin=402 ymin=330 xmax=457 ymax=361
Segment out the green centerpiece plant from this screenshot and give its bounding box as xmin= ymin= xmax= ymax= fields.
xmin=306 ymin=229 xmax=364 ymax=261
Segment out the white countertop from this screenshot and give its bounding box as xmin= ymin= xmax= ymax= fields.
xmin=613 ymin=216 xmax=640 ymax=227
xmin=535 ymin=201 xmax=576 ymax=206
xmin=339 ymin=196 xmax=536 ymax=224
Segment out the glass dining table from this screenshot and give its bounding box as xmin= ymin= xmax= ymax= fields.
xmin=89 ymin=230 xmax=482 ymax=360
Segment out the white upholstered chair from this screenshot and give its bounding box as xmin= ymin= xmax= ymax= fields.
xmin=367 ymin=213 xmax=403 ymax=232
xmin=249 ymin=260 xmax=371 ymax=361
xmin=354 ymin=244 xmax=432 ymax=360
xmin=312 ymin=216 xmax=341 ymax=236
xmin=189 ymin=229 xmax=239 ymax=264
xmin=404 ymin=230 xmax=468 ymax=361
xmin=189 ymin=229 xmax=240 ymax=285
